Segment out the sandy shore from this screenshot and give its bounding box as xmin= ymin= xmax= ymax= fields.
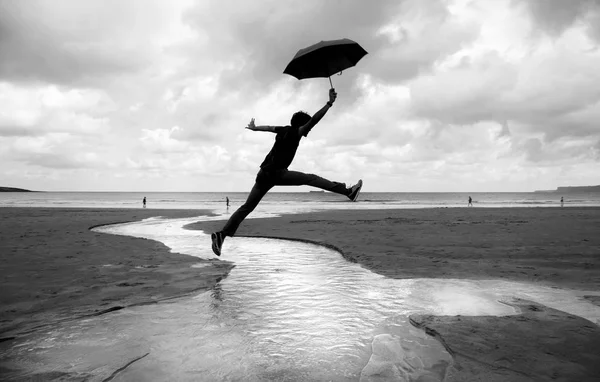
xmin=410 ymin=299 xmax=600 ymax=381
xmin=0 ymin=207 xmax=233 ymax=337
xmin=2 ymin=206 xmax=600 ymax=380
xmin=188 ymin=206 xmax=600 ymax=381
xmin=189 ymin=207 xmax=600 ymax=291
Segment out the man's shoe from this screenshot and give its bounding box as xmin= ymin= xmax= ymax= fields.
xmin=348 ymin=179 xmax=363 ymax=202
xmin=211 ymin=232 xmax=224 ymax=256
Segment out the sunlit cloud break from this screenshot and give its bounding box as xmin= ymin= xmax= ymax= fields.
xmin=1 ymin=0 xmax=598 ymax=192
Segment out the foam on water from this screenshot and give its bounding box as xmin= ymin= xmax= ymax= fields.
xmin=2 ymin=214 xmax=599 ymax=381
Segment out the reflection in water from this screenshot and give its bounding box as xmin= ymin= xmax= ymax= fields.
xmin=2 ymin=216 xmax=600 ymax=381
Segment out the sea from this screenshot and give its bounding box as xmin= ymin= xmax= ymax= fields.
xmin=1 ymin=191 xmax=600 ymax=214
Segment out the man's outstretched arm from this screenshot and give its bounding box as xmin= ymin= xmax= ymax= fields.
xmin=245 ymin=118 xmax=284 ymax=133
xmin=298 ymin=88 xmax=337 ymax=137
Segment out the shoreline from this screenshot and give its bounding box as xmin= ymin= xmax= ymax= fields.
xmin=3 ymin=205 xmax=599 ymax=337
xmin=187 ymin=206 xmax=600 ymax=291
xmin=185 ymin=206 xmax=600 ymax=380
xmin=0 ymin=207 xmax=233 ymax=337
xmin=2 ymin=206 xmax=600 ymax=380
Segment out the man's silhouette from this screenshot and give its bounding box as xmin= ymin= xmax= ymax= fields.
xmin=211 ymin=89 xmax=362 ymax=256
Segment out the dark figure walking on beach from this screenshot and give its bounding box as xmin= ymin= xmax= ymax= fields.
xmin=211 ymin=89 xmax=363 ymax=256
xmin=226 ymin=196 xmax=230 ymax=209
xmin=561 ymin=197 xmax=564 ymax=207
xmin=468 ymin=196 xmax=473 ymax=207
xmin=143 ymin=197 xmax=146 ymax=208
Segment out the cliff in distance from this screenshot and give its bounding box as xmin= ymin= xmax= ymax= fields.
xmin=535 ymin=185 xmax=600 ymax=193
xmin=0 ymin=187 xmax=35 ymax=192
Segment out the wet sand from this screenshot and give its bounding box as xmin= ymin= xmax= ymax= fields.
xmin=189 ymin=207 xmax=600 ymax=291
xmin=2 ymin=206 xmax=600 ymax=380
xmin=189 ymin=207 xmax=600 ymax=381
xmin=0 ymin=207 xmax=233 ymax=337
xmin=411 ymin=299 xmax=600 ymax=382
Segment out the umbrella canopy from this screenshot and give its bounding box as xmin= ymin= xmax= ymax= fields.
xmin=283 ymin=38 xmax=368 ymax=88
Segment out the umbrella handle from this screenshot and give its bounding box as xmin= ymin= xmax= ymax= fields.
xmin=328 ymin=76 xmax=333 ymax=89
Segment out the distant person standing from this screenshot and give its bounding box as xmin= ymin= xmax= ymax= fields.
xmin=226 ymin=196 xmax=230 ymax=209
xmin=143 ymin=197 xmax=146 ymax=208
xmin=468 ymin=196 xmax=473 ymax=207
xmin=560 ymin=196 xmax=564 ymax=207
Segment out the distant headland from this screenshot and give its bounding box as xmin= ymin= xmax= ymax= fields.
xmin=0 ymin=187 xmax=37 ymax=192
xmin=534 ymin=185 xmax=600 ymax=193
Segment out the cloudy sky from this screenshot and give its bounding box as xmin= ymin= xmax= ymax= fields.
xmin=1 ymin=0 xmax=599 ymax=192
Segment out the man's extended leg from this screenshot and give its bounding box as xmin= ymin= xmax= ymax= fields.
xmin=212 ymin=179 xmax=272 ymax=256
xmin=276 ymin=170 xmax=362 ymax=201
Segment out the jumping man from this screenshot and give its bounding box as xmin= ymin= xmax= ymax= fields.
xmin=211 ymin=88 xmax=363 ymax=256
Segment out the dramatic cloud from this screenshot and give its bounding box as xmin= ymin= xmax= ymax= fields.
xmin=0 ymin=0 xmax=192 ymax=85
xmin=0 ymin=83 xmax=114 ymax=137
xmin=515 ymin=0 xmax=600 ymax=41
xmin=0 ymin=0 xmax=598 ymax=192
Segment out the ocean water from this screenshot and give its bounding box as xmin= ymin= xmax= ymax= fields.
xmin=1 ymin=191 xmax=600 ymax=212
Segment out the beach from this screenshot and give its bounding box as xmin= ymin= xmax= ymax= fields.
xmin=189 ymin=206 xmax=600 ymax=381
xmin=1 ymin=206 xmax=600 ymax=380
xmin=190 ymin=207 xmax=600 ymax=291
xmin=0 ymin=207 xmax=233 ymax=337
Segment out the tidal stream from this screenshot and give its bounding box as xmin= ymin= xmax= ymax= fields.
xmin=3 ymin=214 xmax=600 ymax=381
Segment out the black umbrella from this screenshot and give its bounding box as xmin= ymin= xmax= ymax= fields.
xmin=283 ymin=38 xmax=368 ymax=88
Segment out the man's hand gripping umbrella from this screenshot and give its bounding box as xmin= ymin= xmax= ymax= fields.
xmin=211 ymin=39 xmax=367 ymax=257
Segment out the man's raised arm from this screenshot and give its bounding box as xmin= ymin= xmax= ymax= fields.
xmin=245 ymin=118 xmax=284 ymax=133
xmin=298 ymin=88 xmax=337 ymax=137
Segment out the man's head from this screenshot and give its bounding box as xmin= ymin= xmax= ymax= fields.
xmin=290 ymin=111 xmax=311 ymax=128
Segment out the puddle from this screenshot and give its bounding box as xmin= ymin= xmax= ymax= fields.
xmin=2 ymin=215 xmax=599 ymax=381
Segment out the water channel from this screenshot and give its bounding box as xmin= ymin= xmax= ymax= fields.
xmin=3 ymin=214 xmax=600 ymax=381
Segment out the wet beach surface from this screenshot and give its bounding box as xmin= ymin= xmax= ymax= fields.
xmin=0 ymin=208 xmax=233 ymax=337
xmin=2 ymin=210 xmax=600 ymax=381
xmin=193 ymin=207 xmax=600 ymax=291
